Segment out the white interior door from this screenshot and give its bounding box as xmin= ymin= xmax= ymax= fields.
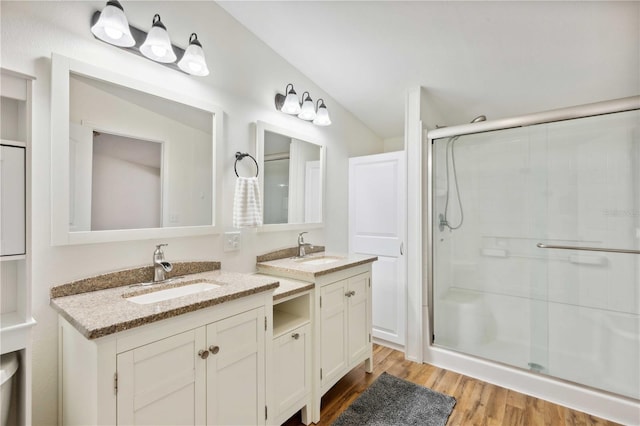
xmin=349 ymin=151 xmax=406 ymax=347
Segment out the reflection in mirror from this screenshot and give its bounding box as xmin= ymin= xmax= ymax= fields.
xmin=257 ymin=121 xmax=324 ymax=228
xmin=90 ymin=131 xmax=161 ymax=231
xmin=50 ymin=53 xmax=220 ymax=245
xmin=68 ymin=72 xmax=212 ymax=231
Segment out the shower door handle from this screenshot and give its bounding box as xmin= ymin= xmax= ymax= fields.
xmin=400 ymin=242 xmax=404 ymax=255
xmin=536 ymin=243 xmax=640 ymax=255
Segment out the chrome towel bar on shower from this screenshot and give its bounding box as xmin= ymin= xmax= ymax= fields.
xmin=536 ymin=243 xmax=640 ymax=255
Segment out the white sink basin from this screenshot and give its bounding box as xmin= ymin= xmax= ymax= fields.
xmin=126 ymin=282 xmax=220 ymax=304
xmin=296 ymin=256 xmax=342 ymax=266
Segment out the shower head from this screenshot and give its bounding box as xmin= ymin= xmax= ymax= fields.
xmin=470 ymin=115 xmax=486 ymax=123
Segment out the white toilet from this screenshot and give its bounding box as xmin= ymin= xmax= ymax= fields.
xmin=0 ymin=352 xmax=19 ymax=426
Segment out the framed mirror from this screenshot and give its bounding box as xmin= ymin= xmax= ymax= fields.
xmin=50 ymin=54 xmax=222 ymax=245
xmin=255 ymin=121 xmax=325 ymax=231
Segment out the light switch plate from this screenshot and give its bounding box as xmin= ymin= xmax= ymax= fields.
xmin=223 ymin=231 xmax=241 ymax=252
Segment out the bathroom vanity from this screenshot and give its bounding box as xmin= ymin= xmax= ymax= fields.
xmin=51 ymin=252 xmax=376 ymax=425
xmin=256 ymin=250 xmax=377 ymax=424
xmin=51 ymin=264 xmax=278 ymax=425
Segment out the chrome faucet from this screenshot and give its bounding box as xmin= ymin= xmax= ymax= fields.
xmin=297 ymin=232 xmax=312 ymax=257
xmin=153 ymin=244 xmax=173 ymax=282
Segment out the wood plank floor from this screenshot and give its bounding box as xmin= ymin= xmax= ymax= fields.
xmin=283 ymin=344 xmax=621 ymax=426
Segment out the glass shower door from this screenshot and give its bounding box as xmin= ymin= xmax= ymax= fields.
xmin=538 ymin=110 xmax=639 ymax=399
xmin=432 ymin=109 xmax=640 ymax=399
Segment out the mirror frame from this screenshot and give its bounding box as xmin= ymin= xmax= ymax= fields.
xmin=255 ymin=120 xmax=325 ymax=232
xmin=50 ymin=53 xmax=223 ymax=245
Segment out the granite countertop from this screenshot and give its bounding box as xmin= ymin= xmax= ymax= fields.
xmin=51 ymin=270 xmax=279 ymax=340
xmin=256 ymin=251 xmax=378 ymax=281
xmin=255 ymin=274 xmax=315 ymax=301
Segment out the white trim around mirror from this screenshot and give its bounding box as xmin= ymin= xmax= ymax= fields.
xmin=255 ymin=121 xmax=325 ymax=232
xmin=50 ymin=53 xmax=223 ymax=245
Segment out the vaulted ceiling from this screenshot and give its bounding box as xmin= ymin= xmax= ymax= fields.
xmin=219 ymin=1 xmax=640 ymax=139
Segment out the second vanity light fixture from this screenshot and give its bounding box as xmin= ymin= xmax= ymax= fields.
xmin=90 ymin=0 xmax=210 ymax=76
xmin=275 ymin=84 xmax=332 ymax=126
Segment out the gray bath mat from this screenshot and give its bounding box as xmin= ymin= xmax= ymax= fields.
xmin=332 ymin=372 xmax=456 ymax=426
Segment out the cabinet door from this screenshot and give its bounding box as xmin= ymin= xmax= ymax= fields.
xmin=320 ymin=280 xmax=348 ymax=386
xmin=206 ymin=308 xmax=265 ymax=426
xmin=117 ymin=328 xmax=207 ymax=425
xmin=274 ymin=324 xmax=311 ymax=417
xmin=347 ymin=273 xmax=370 ymax=364
xmin=0 ymin=145 xmax=25 ymax=256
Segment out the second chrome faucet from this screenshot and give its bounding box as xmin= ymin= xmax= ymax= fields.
xmin=153 ymin=243 xmax=173 ymax=282
xmin=297 ymin=232 xmax=312 ymax=257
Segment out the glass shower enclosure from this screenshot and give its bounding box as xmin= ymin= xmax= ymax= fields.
xmin=430 ymin=105 xmax=639 ymax=400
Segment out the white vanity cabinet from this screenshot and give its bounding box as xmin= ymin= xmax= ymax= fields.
xmin=319 ymin=271 xmax=372 ymax=392
xmin=272 ymin=291 xmax=313 ymax=425
xmin=116 ymin=328 xmax=207 ymax=425
xmin=58 ymin=292 xmax=271 ymax=426
xmin=256 ymin=254 xmax=376 ymax=424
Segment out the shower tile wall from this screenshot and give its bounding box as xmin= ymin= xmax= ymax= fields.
xmin=433 ymin=110 xmax=640 ymax=399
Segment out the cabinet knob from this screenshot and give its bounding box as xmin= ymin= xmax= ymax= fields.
xmin=198 ymin=349 xmax=209 ymax=359
xmin=292 ymin=333 xmax=300 ymax=340
xmin=209 ymin=345 xmax=220 ymax=354
xmin=345 ymin=290 xmax=356 ymax=297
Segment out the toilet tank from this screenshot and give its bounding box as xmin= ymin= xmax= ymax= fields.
xmin=1 ymin=351 xmax=19 ymax=426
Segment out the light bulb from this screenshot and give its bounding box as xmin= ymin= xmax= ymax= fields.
xmin=90 ymin=0 xmax=135 ymax=47
xmin=298 ymin=92 xmax=316 ymax=121
xmin=140 ymin=14 xmax=177 ymax=63
xmin=151 ymin=45 xmax=167 ymax=58
xmin=177 ymin=33 xmax=210 ymax=76
xmin=281 ymin=85 xmax=301 ymax=115
xmin=313 ymin=99 xmax=331 ymax=126
xmin=104 ymin=26 xmax=123 ymax=40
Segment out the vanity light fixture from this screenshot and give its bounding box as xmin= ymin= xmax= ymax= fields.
xmin=298 ymin=92 xmax=317 ymax=121
xmin=140 ymin=14 xmax=177 ymax=63
xmin=90 ymin=2 xmax=210 ymax=76
xmin=177 ymin=33 xmax=210 ymax=76
xmin=90 ymin=0 xmax=135 ymax=47
xmin=313 ymin=99 xmax=331 ymax=126
xmin=274 ymin=84 xmax=331 ymax=126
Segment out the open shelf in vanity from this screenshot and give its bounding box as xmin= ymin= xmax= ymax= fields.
xmin=273 ymin=291 xmax=311 ymax=338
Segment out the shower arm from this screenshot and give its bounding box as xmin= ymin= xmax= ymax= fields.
xmin=536 ymin=243 xmax=640 ymax=255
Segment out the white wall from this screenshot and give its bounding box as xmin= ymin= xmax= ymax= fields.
xmin=0 ymin=1 xmax=383 ymax=423
xmin=383 ymin=136 xmax=404 ymax=152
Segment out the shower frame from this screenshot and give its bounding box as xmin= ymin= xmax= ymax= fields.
xmin=424 ymin=95 xmax=640 ymax=424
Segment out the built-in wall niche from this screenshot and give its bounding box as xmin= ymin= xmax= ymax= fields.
xmin=50 ymin=53 xmax=223 ymax=245
xmin=256 ymin=121 xmax=325 ymax=231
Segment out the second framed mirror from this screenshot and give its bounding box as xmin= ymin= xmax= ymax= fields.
xmin=255 ymin=121 xmax=325 ymax=231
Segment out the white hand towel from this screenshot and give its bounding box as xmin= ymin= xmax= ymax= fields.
xmin=233 ymin=177 xmax=263 ymax=228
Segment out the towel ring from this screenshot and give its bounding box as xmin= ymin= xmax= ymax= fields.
xmin=234 ymin=152 xmax=259 ymax=178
